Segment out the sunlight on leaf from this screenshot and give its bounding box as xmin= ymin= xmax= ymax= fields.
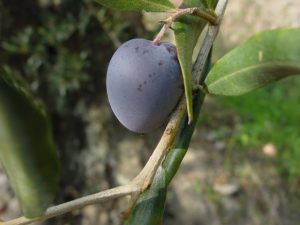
xmin=205 ymin=28 xmax=300 ymax=96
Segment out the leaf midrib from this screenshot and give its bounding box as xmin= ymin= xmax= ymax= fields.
xmin=207 ymin=61 xmax=300 ymax=88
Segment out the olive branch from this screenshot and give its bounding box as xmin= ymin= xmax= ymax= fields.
xmin=1 ymin=0 xmax=228 ymax=224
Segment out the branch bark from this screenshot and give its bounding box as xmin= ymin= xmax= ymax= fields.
xmin=3 ymin=185 xmax=136 ymax=225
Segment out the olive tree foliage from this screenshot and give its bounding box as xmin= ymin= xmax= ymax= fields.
xmin=1 ymin=0 xmax=300 ymax=224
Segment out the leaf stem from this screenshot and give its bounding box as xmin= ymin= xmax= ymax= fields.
xmin=153 ymin=7 xmax=218 ymax=44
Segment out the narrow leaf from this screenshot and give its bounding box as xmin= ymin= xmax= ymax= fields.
xmin=0 ymin=68 xmax=60 ymax=218
xmin=174 ymin=0 xmax=217 ymax=122
xmin=95 ymin=0 xmax=175 ymax=12
xmin=205 ymin=28 xmax=300 ymax=96
xmin=125 ymin=166 xmax=167 ymax=225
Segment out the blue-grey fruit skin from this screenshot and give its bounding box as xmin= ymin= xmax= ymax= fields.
xmin=106 ymin=39 xmax=183 ymax=133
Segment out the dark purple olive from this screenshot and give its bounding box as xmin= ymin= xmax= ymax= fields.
xmin=106 ymin=38 xmax=183 ymax=133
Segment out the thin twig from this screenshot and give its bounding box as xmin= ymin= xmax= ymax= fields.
xmin=131 ymin=97 xmax=186 ymax=190
xmin=153 ymin=7 xmax=218 ymax=44
xmin=1 ymin=1 xmax=229 ymax=225
xmin=3 ymin=185 xmax=136 ymax=225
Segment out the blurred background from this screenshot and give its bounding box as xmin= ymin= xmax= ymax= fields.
xmin=0 ymin=0 xmax=300 ymax=224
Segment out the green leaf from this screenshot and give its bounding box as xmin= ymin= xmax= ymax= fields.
xmin=125 ymin=166 xmax=167 ymax=225
xmin=174 ymin=0 xmax=217 ymax=122
xmin=0 ymin=68 xmax=60 ymax=218
xmin=95 ymin=0 xmax=175 ymax=12
xmin=205 ymin=28 xmax=300 ymax=96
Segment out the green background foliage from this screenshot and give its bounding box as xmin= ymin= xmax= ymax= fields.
xmin=218 ymin=77 xmax=300 ymax=187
